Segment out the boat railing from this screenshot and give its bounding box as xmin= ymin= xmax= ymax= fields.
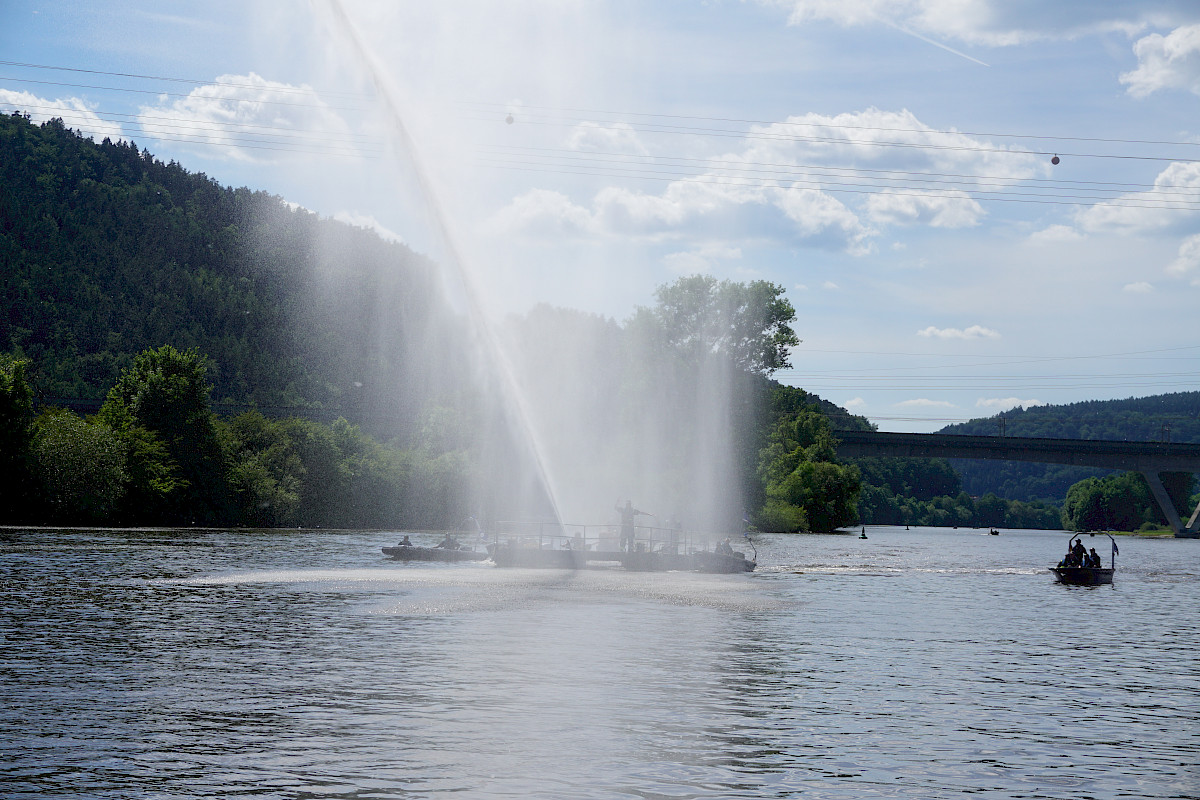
xmin=491 ymin=521 xmax=734 ymax=555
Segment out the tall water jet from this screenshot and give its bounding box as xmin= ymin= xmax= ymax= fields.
xmin=316 ymin=0 xmax=565 ymax=526
xmin=311 ymin=3 xmax=767 ymax=538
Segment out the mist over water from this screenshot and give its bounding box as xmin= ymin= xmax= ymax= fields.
xmin=314 ymin=1 xmax=750 ymax=532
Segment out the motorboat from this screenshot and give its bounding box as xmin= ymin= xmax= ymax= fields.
xmin=382 ymin=541 xmax=488 ymax=563
xmin=1050 ymin=531 xmax=1117 ymax=586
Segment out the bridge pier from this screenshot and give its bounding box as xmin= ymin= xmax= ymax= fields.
xmin=1139 ymin=471 xmax=1200 ymax=538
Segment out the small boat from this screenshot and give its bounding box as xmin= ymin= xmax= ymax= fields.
xmin=382 ymin=542 xmax=489 ymax=563
xmin=1050 ymin=565 xmax=1114 ymax=586
xmin=692 ymin=550 xmax=756 ymax=574
xmin=1050 ymin=532 xmax=1117 ymax=586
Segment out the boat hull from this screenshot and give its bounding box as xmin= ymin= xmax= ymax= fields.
xmin=382 ymin=545 xmax=489 ymax=563
xmin=487 ymin=544 xmax=754 ymax=573
xmin=1050 ymin=567 xmax=1114 ymax=586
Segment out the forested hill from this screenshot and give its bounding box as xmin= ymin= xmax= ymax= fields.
xmin=938 ymin=392 xmax=1200 ymax=503
xmin=940 ymin=393 xmax=1200 ymax=443
xmin=0 ymin=111 xmax=464 ymax=438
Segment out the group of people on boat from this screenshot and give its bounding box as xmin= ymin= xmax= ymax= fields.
xmin=1058 ymin=537 xmax=1103 ymax=569
xmin=392 ymin=534 xmax=463 ymax=550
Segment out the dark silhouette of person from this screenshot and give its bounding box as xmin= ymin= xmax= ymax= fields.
xmin=399 ymin=535 xmax=413 ymax=547
xmin=615 ymin=500 xmax=649 ymax=552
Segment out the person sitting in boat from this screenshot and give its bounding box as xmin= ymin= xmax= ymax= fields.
xmin=399 ymin=535 xmax=413 ymax=547
xmin=1088 ymin=547 xmax=1102 ymax=568
xmin=716 ymin=538 xmax=735 ymax=556
xmin=436 ymin=534 xmax=460 ymax=550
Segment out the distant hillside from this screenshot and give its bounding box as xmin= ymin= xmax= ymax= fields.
xmin=0 ymin=111 xmax=465 ymax=439
xmin=939 ymin=392 xmax=1200 ymax=503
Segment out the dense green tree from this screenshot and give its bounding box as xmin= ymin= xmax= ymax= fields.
xmin=647 ymin=275 xmax=800 ymax=376
xmin=0 ymin=355 xmax=37 ymax=519
xmin=220 ymin=411 xmax=304 ymax=527
xmin=98 ymin=345 xmax=230 ymax=523
xmin=32 ymin=409 xmax=127 ymax=522
xmin=1060 ymin=471 xmax=1182 ymax=532
xmin=754 ymin=409 xmax=861 ymax=532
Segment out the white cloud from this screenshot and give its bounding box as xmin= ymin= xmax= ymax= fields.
xmin=844 ymin=397 xmax=867 ymax=409
xmin=0 ymin=90 xmax=124 ymax=142
xmin=916 ymin=325 xmax=1000 ymax=339
xmin=566 ymin=121 xmax=649 ymax=155
xmin=976 ymin=397 xmax=1044 ymax=410
xmin=487 ymin=107 xmax=1041 ymax=254
xmin=1074 ymin=161 xmax=1200 ymax=234
xmin=774 ymin=186 xmax=875 ymax=253
xmin=1121 ymin=24 xmax=1200 ymax=96
xmin=1028 ymin=224 xmax=1084 ymax=244
xmin=866 ymin=189 xmax=984 ymax=228
xmin=1167 ymin=232 xmax=1200 ymax=277
xmin=897 ymin=397 xmax=956 ymax=408
xmin=332 ymin=210 xmax=405 ymax=243
xmin=744 ymin=108 xmax=1042 ymax=183
xmin=822 ymin=280 xmax=839 ymax=289
xmin=1122 ymin=281 xmax=1154 ymax=293
xmin=766 ymin=1 xmax=1195 ymax=47
xmin=662 ymin=244 xmax=742 ymax=274
xmin=794 ymin=283 xmax=810 ymax=291
xmin=486 ymin=188 xmax=595 ymax=236
xmin=135 ymin=73 xmax=357 ymax=162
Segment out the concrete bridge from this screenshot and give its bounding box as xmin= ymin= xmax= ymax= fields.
xmin=835 ymin=430 xmax=1200 ymax=537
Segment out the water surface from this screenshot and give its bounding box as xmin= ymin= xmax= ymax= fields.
xmin=1 ymin=526 xmax=1196 ymax=798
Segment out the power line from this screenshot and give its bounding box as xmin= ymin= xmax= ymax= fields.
xmin=0 ymin=75 xmax=367 ymax=113
xmin=477 ymin=160 xmax=1200 ymax=210
xmin=461 ymin=100 xmax=1200 ymax=152
xmin=469 ymin=109 xmax=1200 ymax=164
xmin=482 ymin=145 xmax=1198 ymax=196
xmin=5 ymin=101 xmax=382 ymax=147
xmin=0 ymin=59 xmax=370 ymax=100
xmin=0 ymin=102 xmax=383 ymax=159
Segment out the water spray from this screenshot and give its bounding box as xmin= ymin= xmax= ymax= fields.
xmin=316 ymin=0 xmax=565 ymax=527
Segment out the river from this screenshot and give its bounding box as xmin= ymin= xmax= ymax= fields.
xmin=1 ymin=526 xmax=1196 ymax=799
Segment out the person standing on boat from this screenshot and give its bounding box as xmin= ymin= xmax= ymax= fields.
xmin=616 ymin=500 xmax=650 ymax=552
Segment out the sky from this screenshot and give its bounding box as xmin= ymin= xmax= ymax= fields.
xmin=2 ymin=0 xmax=1199 ymax=432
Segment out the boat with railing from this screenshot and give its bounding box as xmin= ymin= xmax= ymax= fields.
xmin=1050 ymin=531 xmax=1117 ymax=586
xmin=485 ymin=520 xmax=756 ymax=573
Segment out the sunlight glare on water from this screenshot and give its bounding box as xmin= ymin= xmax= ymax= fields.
xmin=1 ymin=526 xmax=1197 ymax=799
